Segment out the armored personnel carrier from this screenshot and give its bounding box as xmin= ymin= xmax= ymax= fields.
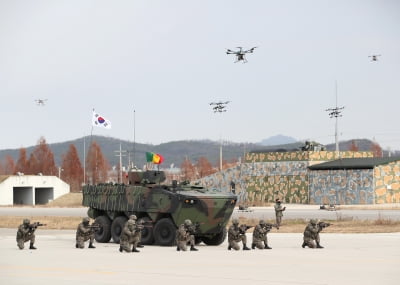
xmin=82 ymin=170 xmax=237 ymax=246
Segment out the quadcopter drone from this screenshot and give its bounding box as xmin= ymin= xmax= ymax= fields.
xmin=369 ymin=54 xmax=381 ymax=62
xmin=226 ymin=47 xmax=257 ymax=63
xmin=35 ymin=99 xmax=48 ymax=106
xmin=210 ymin=101 xmax=230 ymax=113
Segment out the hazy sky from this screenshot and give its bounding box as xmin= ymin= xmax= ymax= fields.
xmin=1 ymin=0 xmax=399 ymax=151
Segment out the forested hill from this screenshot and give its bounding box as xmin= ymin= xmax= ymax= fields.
xmin=0 ymin=136 xmax=396 ymax=169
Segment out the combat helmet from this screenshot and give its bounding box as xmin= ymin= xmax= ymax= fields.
xmin=23 ymin=219 xmax=30 ymax=225
xmin=83 ymin=217 xmax=90 ymax=224
xmin=259 ymin=219 xmax=266 ymax=225
xmin=184 ymin=219 xmax=192 ymax=226
xmin=310 ymin=219 xmax=318 ymax=225
xmin=232 ymin=218 xmax=239 ymax=225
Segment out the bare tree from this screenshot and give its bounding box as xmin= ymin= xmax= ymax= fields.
xmin=86 ymin=141 xmax=109 ymax=184
xmin=370 ymin=142 xmax=383 ymax=157
xmin=196 ymin=157 xmax=216 ymax=178
xmin=3 ymin=155 xmax=16 ymax=174
xmin=61 ymin=144 xmax=84 ymax=192
xmin=15 ymin=148 xmax=29 ymax=174
xmin=180 ymin=157 xmax=196 ymax=181
xmin=28 ymin=137 xmax=57 ymax=175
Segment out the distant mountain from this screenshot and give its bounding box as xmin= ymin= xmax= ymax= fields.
xmin=0 ymin=136 xmax=266 ymax=169
xmin=0 ymin=136 xmax=398 ymax=169
xmin=259 ymin=135 xmax=297 ymax=146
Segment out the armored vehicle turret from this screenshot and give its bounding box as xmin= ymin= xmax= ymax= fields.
xmin=82 ymin=170 xmax=237 ymax=246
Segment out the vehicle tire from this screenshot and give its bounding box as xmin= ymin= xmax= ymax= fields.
xmin=111 ymin=216 xmax=127 ymax=243
xmin=94 ymin=215 xmax=112 ymax=243
xmin=201 ymin=228 xmax=227 ymax=246
xmin=139 ymin=217 xmax=154 ymax=245
xmin=153 ymin=218 xmax=177 ymax=246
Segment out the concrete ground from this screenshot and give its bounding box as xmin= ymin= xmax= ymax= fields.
xmin=0 ymin=228 xmax=398 ymax=285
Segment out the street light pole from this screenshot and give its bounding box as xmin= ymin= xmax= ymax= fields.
xmin=325 ymin=81 xmax=344 ymax=156
xmin=210 ymin=101 xmax=230 ymax=171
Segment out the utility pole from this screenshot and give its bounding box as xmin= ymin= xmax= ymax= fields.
xmin=325 ymin=81 xmax=344 ymax=156
xmin=115 ymin=143 xmax=127 ymax=183
xmin=210 ymin=101 xmax=230 ymax=171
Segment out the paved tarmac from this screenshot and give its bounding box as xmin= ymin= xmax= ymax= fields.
xmin=0 ymin=228 xmax=398 ymax=285
xmin=1 ymin=205 xmax=400 ymax=220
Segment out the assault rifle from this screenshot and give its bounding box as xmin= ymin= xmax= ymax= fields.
xmin=187 ymin=222 xmax=201 ymax=235
xmin=263 ymin=223 xmax=280 ymax=231
xmin=28 ymin=222 xmax=46 ymax=231
xmin=238 ymin=224 xmax=253 ymax=235
xmin=317 ymin=221 xmax=332 ymax=233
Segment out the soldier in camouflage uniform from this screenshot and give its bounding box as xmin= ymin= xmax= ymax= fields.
xmin=75 ymin=217 xmax=96 ymax=249
xmin=302 ymin=219 xmax=323 ymax=249
xmin=251 ymin=219 xmax=272 ymax=249
xmin=119 ymin=219 xmax=141 ymax=252
xmin=228 ymin=218 xmax=250 ymax=251
xmin=129 ymin=215 xmax=144 ymax=248
xmin=274 ymin=198 xmax=286 ymax=226
xmin=16 ymin=219 xmax=37 ymax=250
xmin=176 ymin=219 xmax=198 ymax=251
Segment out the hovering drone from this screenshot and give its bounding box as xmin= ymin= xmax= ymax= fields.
xmin=369 ymin=54 xmax=381 ymax=62
xmin=226 ymin=47 xmax=257 ymax=63
xmin=210 ymin=101 xmax=230 ymax=113
xmin=35 ymin=99 xmax=47 ymax=106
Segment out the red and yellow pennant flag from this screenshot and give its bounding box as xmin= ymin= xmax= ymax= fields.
xmin=146 ymin=152 xmax=164 ymax=164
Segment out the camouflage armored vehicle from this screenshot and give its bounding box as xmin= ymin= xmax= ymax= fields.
xmin=82 ymin=170 xmax=237 ymax=246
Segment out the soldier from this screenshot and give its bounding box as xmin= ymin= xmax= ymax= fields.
xmin=176 ymin=219 xmax=198 ymax=251
xmin=129 ymin=215 xmax=144 ymax=248
xmin=274 ymin=198 xmax=286 ymax=226
xmin=227 ymin=218 xmax=250 ymax=251
xmin=16 ymin=219 xmax=37 ymax=250
xmin=302 ymin=219 xmax=324 ymax=249
xmin=119 ymin=219 xmax=141 ymax=253
xmin=251 ymin=219 xmax=272 ymax=249
xmin=75 ymin=217 xmax=96 ymax=249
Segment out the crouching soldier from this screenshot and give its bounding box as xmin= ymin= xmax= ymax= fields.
xmin=76 ymin=217 xmax=96 ymax=249
xmin=16 ymin=219 xmax=37 ymax=250
xmin=302 ymin=219 xmax=327 ymax=249
xmin=228 ymin=218 xmax=251 ymax=251
xmin=176 ymin=219 xmax=198 ymax=251
xmin=119 ymin=219 xmax=141 ymax=253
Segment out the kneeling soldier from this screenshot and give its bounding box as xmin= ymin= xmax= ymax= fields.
xmin=76 ymin=217 xmax=96 ymax=249
xmin=16 ymin=219 xmax=37 ymax=250
xmin=176 ymin=219 xmax=198 ymax=251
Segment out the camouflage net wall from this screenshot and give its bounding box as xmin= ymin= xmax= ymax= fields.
xmin=197 ymin=151 xmax=400 ymax=205
xmin=374 ymin=161 xmax=400 ymax=203
xmin=309 ymin=169 xmax=374 ymax=205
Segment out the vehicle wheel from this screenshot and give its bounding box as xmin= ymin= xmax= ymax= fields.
xmin=111 ymin=216 xmax=127 ymax=243
xmin=153 ymin=218 xmax=177 ymax=246
xmin=94 ymin=215 xmax=112 ymax=243
xmin=201 ymin=228 xmax=227 ymax=246
xmin=139 ymin=217 xmax=154 ymax=245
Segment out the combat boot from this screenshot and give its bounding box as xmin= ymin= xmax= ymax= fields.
xmin=132 ymin=248 xmax=140 ymax=252
xmin=137 ymin=243 xmax=144 ymax=248
xmin=227 ymin=245 xmax=232 ymax=250
xmin=119 ymin=246 xmax=123 ymax=252
xmin=75 ymin=243 xmax=78 ymax=248
xmin=88 ymin=243 xmax=96 ymax=249
xmin=243 ymin=244 xmax=250 ymax=250
xmin=316 ymin=242 xmax=324 ymax=249
xmin=301 ymin=242 xmax=306 ymax=248
xmin=176 ymin=246 xmax=180 ymax=251
xmin=264 ymin=244 xmax=272 ymax=249
xmin=29 ymin=243 xmax=37 ymax=250
xmin=190 ymin=245 xmax=198 ymax=251
xmin=251 ymin=243 xmax=256 ymax=249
